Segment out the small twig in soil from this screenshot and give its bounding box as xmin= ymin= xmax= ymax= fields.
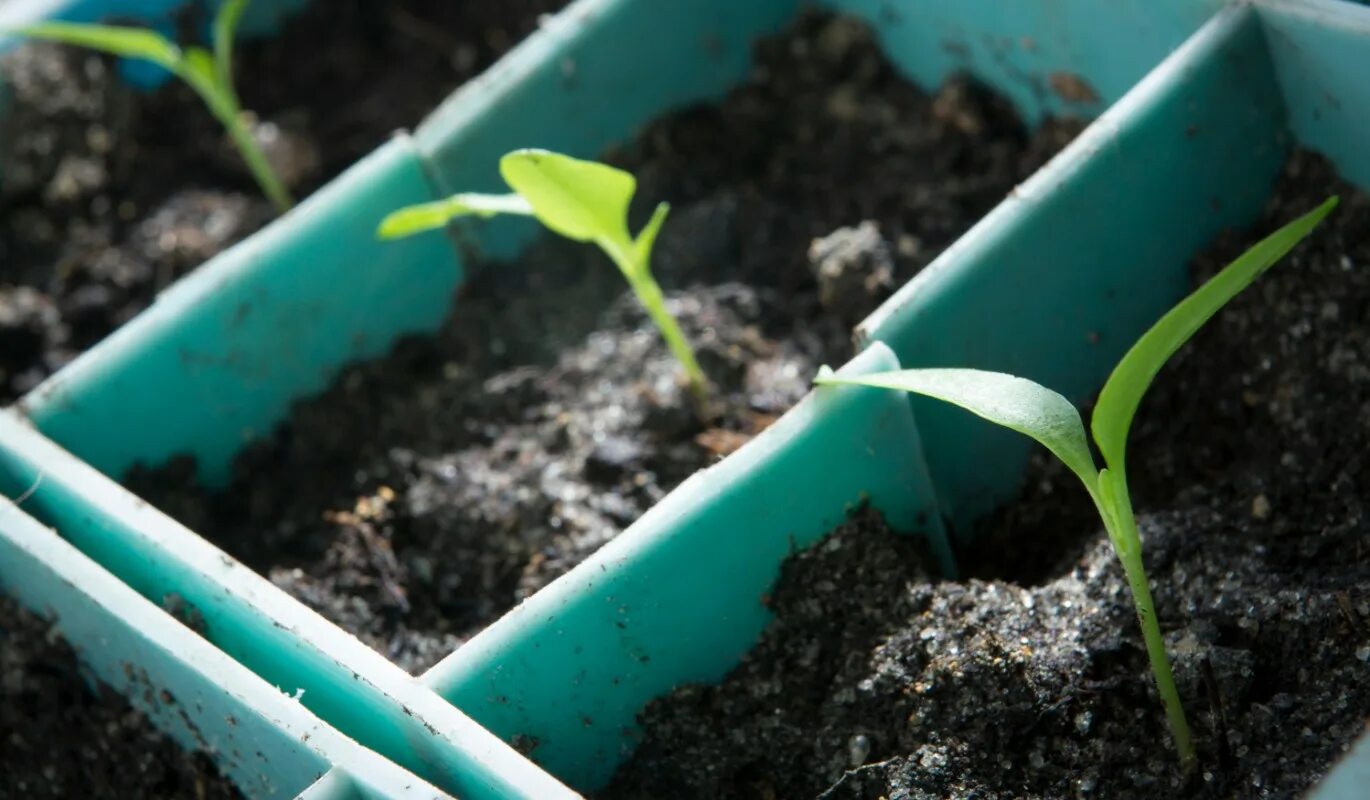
xmin=1200 ymin=654 xmax=1234 ymax=772
xmin=1335 ymin=592 xmax=1364 ymax=637
xmin=816 ymin=757 xmax=900 ymax=800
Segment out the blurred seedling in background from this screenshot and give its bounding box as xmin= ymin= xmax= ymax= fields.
xmin=9 ymin=0 xmax=293 ymax=212
xmin=816 ymin=197 xmax=1339 ymax=773
xmin=378 ymin=148 xmax=709 ymax=407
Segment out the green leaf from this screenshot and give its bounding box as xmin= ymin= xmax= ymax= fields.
xmin=816 ymin=368 xmax=1099 ymax=487
xmin=214 ymin=0 xmax=251 ymax=86
xmin=13 ymin=22 xmax=181 ymax=70
xmin=179 ymin=47 xmax=217 ymax=96
xmin=376 ymin=193 xmax=533 ymax=239
xmin=499 ymin=149 xmax=635 ymax=245
xmin=1091 ymin=196 xmax=1338 ymax=471
xmin=632 ymin=202 xmax=670 ymax=274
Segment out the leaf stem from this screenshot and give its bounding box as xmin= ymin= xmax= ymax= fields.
xmin=601 ymin=237 xmax=709 ymax=408
xmin=203 ymin=89 xmax=293 ymax=213
xmin=1097 ymin=477 xmax=1196 ymax=773
xmin=627 ymin=271 xmax=710 ymax=407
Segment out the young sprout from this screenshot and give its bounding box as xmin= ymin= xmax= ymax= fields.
xmin=816 ymin=197 xmax=1338 ymax=772
xmin=378 ymin=148 xmax=709 ymax=406
xmin=8 ymin=0 xmax=293 ymax=212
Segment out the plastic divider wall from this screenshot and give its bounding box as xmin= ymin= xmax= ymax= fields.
xmin=421 ymin=343 xmax=945 ymax=790
xmin=22 ymin=136 xmax=460 ymax=487
xmin=5 ymin=0 xmax=1370 ymax=796
xmin=0 ymin=410 xmax=580 ymax=800
xmin=418 ymin=2 xmax=1370 ymax=795
xmin=0 ymin=492 xmax=452 ymax=799
xmin=412 ymin=0 xmax=800 ymax=260
xmin=858 ymin=3 xmax=1288 ymax=533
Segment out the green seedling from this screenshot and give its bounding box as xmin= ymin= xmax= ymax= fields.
xmin=816 ymin=197 xmax=1338 ymax=772
xmin=9 ymin=0 xmax=293 ymax=212
xmin=378 ymin=148 xmax=709 ymax=405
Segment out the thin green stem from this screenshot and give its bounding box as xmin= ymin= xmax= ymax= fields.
xmin=1096 ymin=475 xmax=1196 ymax=774
xmin=628 ymin=271 xmax=709 ymax=406
xmin=600 ymin=237 xmax=709 ymax=407
xmin=214 ymin=97 xmax=293 ymax=213
xmin=187 ymin=74 xmax=293 ymax=213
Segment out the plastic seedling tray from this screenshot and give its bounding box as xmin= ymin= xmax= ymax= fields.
xmin=0 ymin=476 xmax=451 ymax=798
xmin=0 ymin=0 xmax=575 ymax=797
xmin=4 ymin=0 xmax=1369 ymax=796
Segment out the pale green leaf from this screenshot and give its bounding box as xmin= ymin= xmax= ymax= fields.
xmin=499 ymin=149 xmax=635 ymax=245
xmin=632 ymin=202 xmax=670 ymax=274
xmin=376 ymin=193 xmax=532 ymax=239
xmin=179 ymin=47 xmax=217 ymax=96
xmin=1092 ymin=196 xmax=1338 ymax=471
xmin=13 ymin=22 xmax=181 ymax=69
xmin=816 ymin=367 xmax=1099 ymax=487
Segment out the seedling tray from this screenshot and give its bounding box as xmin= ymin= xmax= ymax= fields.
xmin=0 ymin=447 xmax=454 ymax=798
xmin=5 ymin=0 xmax=1370 ymax=796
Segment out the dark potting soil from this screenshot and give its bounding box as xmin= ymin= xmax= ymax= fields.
xmin=601 ymin=150 xmax=1370 ymax=799
xmin=0 ymin=598 xmax=242 ymax=799
xmin=0 ymin=0 xmax=567 ymax=403
xmin=127 ymin=11 xmax=1085 ymax=674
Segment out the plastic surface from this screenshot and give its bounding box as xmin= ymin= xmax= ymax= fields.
xmin=423 ymin=343 xmax=946 ymax=789
xmin=22 ymin=135 xmax=459 ymax=487
xmin=4 ymin=0 xmax=1370 ymax=796
xmin=858 ymin=4 xmax=1288 ymax=532
xmin=0 ymin=411 xmax=579 ymax=800
xmin=0 ymin=486 xmax=452 ymax=799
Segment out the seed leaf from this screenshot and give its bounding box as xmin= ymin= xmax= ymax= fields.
xmin=816 ymin=368 xmax=1099 ymax=487
xmin=1092 ymin=196 xmax=1338 ymax=471
xmin=13 ymin=22 xmax=181 ymax=69
xmin=180 ymin=47 xmax=217 ymax=92
xmin=500 ymin=149 xmax=635 ymax=246
xmin=376 ymin=193 xmax=533 ymax=239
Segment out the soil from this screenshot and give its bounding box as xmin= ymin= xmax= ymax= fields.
xmin=127 ymin=11 xmax=1085 ymax=675
xmin=600 ymin=150 xmax=1370 ymax=799
xmin=0 ymin=597 xmax=242 ymax=799
xmin=0 ymin=0 xmax=567 ymax=403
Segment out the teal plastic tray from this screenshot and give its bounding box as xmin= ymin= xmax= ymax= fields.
xmin=6 ymin=0 xmax=1370 ymax=796
xmin=0 ymin=455 xmax=453 ymax=799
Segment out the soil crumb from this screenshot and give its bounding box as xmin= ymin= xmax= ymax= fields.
xmin=0 ymin=597 xmax=242 ymax=799
xmin=602 ymin=151 xmax=1370 ymax=798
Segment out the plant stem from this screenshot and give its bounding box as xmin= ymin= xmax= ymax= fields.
xmin=600 ymin=238 xmax=710 ymax=408
xmin=1100 ymin=482 xmax=1196 ymax=773
xmin=627 ymin=271 xmax=710 ymax=407
xmin=197 ymin=85 xmax=293 ymax=213
xmin=217 ymin=101 xmax=294 ymax=214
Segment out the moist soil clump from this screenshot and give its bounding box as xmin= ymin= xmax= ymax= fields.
xmin=128 ymin=11 xmax=1085 ymax=674
xmin=601 ymin=151 xmax=1370 ymax=799
xmin=0 ymin=0 xmax=566 ymax=402
xmin=0 ymin=598 xmax=242 ymax=799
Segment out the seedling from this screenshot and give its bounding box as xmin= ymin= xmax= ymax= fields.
xmin=816 ymin=197 xmax=1338 ymax=772
xmin=378 ymin=149 xmax=709 ymax=405
xmin=8 ymin=0 xmax=293 ymax=212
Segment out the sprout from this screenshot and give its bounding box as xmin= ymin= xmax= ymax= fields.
xmin=8 ymin=0 xmax=293 ymax=212
xmin=379 ymin=148 xmax=709 ymax=406
xmin=816 ymin=197 xmax=1339 ymax=772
